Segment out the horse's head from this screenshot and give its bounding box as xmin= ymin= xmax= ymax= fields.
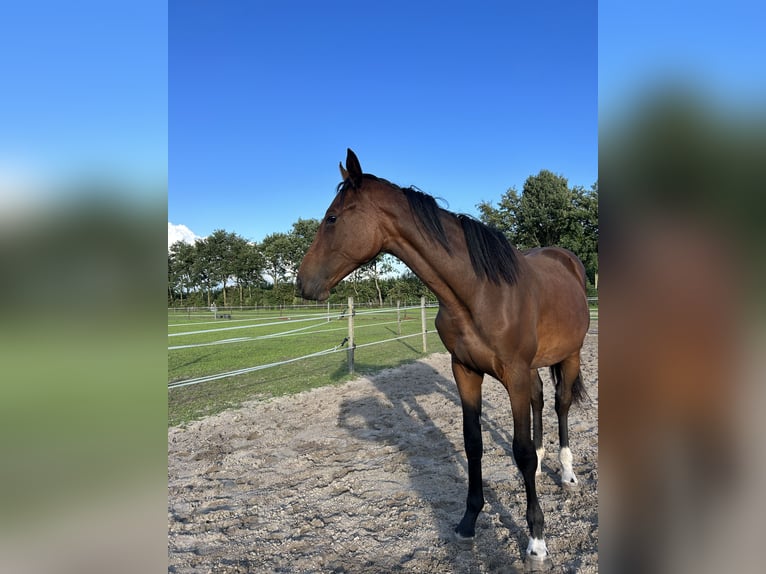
xmin=297 ymin=149 xmax=386 ymax=301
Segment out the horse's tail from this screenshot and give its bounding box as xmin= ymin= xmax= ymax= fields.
xmin=550 ymin=363 xmax=588 ymax=405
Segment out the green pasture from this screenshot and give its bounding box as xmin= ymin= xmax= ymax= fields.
xmin=168 ymin=305 xmax=446 ymax=426
xmin=168 ymin=303 xmax=599 ymax=426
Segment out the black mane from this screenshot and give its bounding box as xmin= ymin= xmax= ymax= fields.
xmin=456 ymin=214 xmax=520 ymax=285
xmin=338 ymin=174 xmax=520 ymax=285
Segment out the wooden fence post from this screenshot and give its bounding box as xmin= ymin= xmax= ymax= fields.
xmin=397 ymin=300 xmax=402 ymax=336
xmin=421 ymin=296 xmax=428 ymax=353
xmin=348 ymin=296 xmax=355 ymax=374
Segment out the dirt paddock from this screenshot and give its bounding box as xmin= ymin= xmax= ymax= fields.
xmin=168 ymin=332 xmax=597 ymax=573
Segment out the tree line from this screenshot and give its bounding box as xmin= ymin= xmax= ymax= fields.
xmin=477 ymin=170 xmax=598 ymax=287
xmin=168 ymin=170 xmax=598 ymax=308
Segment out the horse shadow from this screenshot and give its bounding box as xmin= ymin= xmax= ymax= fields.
xmin=335 ymin=358 xmax=531 ymax=571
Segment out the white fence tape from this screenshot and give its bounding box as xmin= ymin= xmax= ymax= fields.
xmin=168 ymin=329 xmax=437 ymax=390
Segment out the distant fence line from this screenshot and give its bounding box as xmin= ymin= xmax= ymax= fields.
xmin=168 ymin=302 xmax=435 ymax=344
xmin=168 ymin=300 xmax=435 ymax=314
xmin=168 ymin=297 xmax=598 ymax=315
xmin=168 ymin=297 xmax=436 ymax=390
xmin=168 ymin=297 xmax=599 ymax=391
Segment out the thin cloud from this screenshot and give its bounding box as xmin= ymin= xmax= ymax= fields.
xmin=168 ymin=222 xmax=201 ymax=250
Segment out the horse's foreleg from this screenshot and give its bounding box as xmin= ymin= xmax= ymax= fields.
xmin=531 ymin=369 xmax=545 ymax=475
xmin=452 ymin=358 xmax=485 ymax=539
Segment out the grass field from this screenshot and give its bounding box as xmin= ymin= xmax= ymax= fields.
xmin=168 ymin=302 xmax=598 ymax=426
xmin=168 ymin=304 xmax=446 ymax=426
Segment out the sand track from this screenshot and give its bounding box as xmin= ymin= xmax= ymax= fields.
xmin=169 ymin=333 xmax=597 ymax=573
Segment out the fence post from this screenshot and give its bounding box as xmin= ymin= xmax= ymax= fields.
xmin=327 ymin=300 xmax=331 ymax=323
xmin=421 ymin=296 xmax=428 ymax=353
xmin=348 ymin=296 xmax=355 ymax=374
xmin=397 ymin=300 xmax=401 ymax=336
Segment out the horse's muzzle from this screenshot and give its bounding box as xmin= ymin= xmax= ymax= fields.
xmin=296 ymin=276 xmax=308 ymax=299
xmin=296 ymin=275 xmax=328 ymax=301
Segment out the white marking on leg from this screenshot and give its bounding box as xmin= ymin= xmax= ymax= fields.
xmin=559 ymin=446 xmax=578 ymax=485
xmin=526 ymin=536 xmax=548 ymax=558
xmin=535 ymin=447 xmax=545 ymax=475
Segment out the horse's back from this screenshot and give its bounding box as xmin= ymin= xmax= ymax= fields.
xmin=524 ymin=247 xmax=587 ymax=292
xmin=523 ymin=247 xmax=589 ymax=367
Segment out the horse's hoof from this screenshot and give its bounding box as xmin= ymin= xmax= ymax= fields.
xmin=524 ymin=554 xmax=553 ymax=572
xmin=453 ymin=529 xmax=475 ymax=546
xmin=561 ymin=476 xmax=580 ymax=490
xmin=525 ymin=537 xmax=550 ymax=571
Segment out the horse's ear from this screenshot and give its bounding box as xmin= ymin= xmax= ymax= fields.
xmin=345 ymin=148 xmax=363 ymax=187
xmin=339 ymin=161 xmax=349 ymax=181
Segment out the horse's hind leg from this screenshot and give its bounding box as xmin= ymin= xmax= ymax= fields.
xmin=553 ymin=353 xmax=583 ymax=487
xmin=531 ymin=369 xmax=545 ymax=475
xmin=506 ymin=367 xmax=548 ymax=563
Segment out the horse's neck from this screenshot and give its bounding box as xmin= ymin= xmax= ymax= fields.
xmin=384 ymin=212 xmax=474 ymax=309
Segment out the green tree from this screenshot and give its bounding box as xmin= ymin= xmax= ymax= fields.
xmin=203 ymin=229 xmax=243 ymax=307
xmin=477 ymin=187 xmax=520 ymax=239
xmin=355 ymin=254 xmax=396 ymax=306
xmin=168 ymin=240 xmax=197 ymax=304
xmin=290 ymin=218 xmax=320 ymax=256
xmin=231 ymin=237 xmax=264 ymax=306
xmin=385 ymin=271 xmax=432 ymax=306
xmin=566 ymin=182 xmax=599 ymax=285
xmin=516 ymin=170 xmax=574 ymax=249
xmin=191 ymin=238 xmax=215 ymax=306
xmin=284 ymin=218 xmax=320 ymax=283
xmin=261 ymin=232 xmax=291 ymax=287
xmin=478 ymin=171 xmax=599 ymax=287
xmin=167 ymin=252 xmax=177 ymax=304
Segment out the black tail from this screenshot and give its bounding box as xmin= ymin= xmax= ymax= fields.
xmin=550 ymin=363 xmax=588 ymax=404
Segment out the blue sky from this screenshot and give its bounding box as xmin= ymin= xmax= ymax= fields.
xmin=169 ymin=1 xmax=597 ymax=245
xmin=1 ymin=2 xmax=167 ymax=199
xmin=599 ymin=1 xmax=766 ymax=118
xmin=2 ymin=2 xmax=762 ymax=248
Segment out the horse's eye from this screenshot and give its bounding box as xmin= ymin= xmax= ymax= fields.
xmin=326 ymin=215 xmax=337 ymax=224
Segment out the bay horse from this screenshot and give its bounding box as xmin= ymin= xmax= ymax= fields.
xmin=297 ymin=149 xmax=589 ymax=567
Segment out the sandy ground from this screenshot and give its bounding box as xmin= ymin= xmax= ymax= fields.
xmin=168 ymin=332 xmax=597 ymax=573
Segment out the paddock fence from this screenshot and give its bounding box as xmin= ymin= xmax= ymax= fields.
xmin=168 ymin=297 xmax=439 ymax=390
xmin=168 ymin=297 xmax=598 ymax=391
